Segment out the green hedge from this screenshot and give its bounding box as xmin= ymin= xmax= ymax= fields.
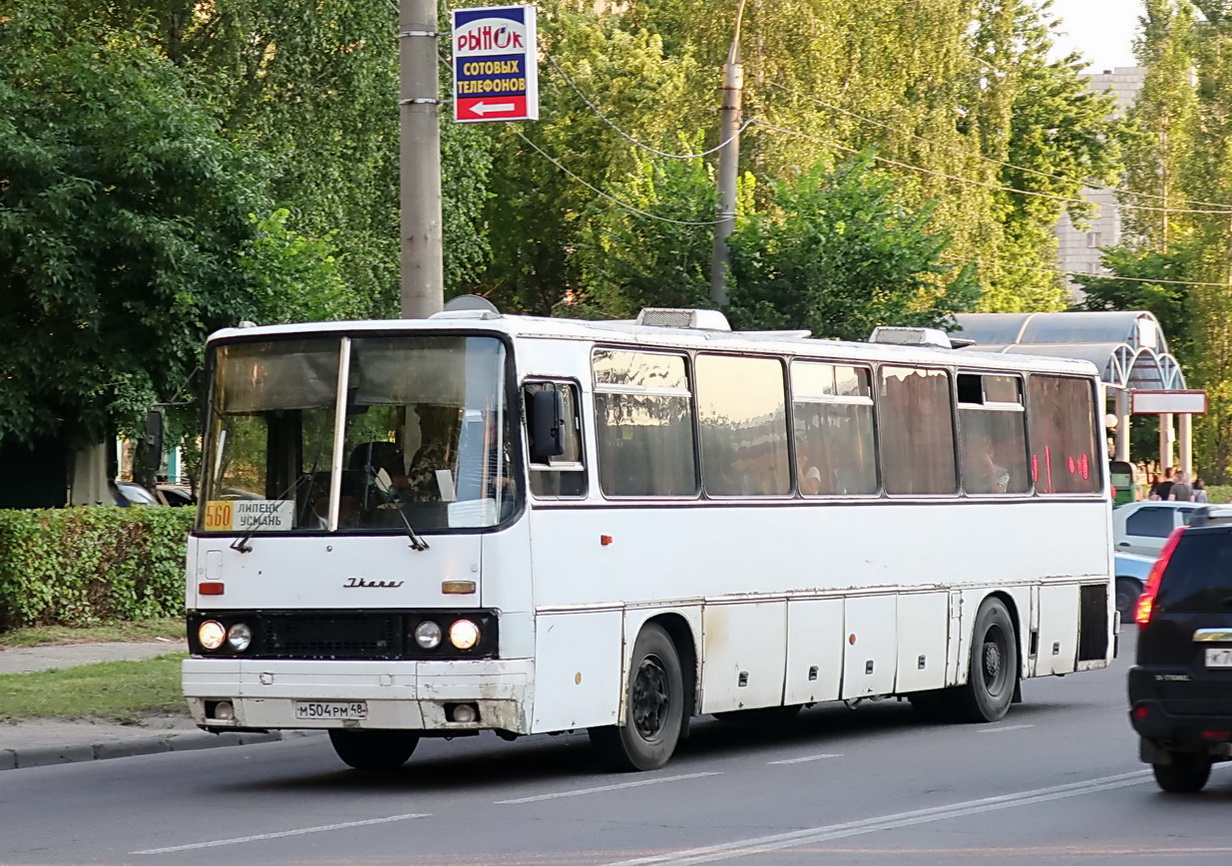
xmin=0 ymin=507 xmax=193 ymax=630
xmin=1205 ymin=485 xmax=1232 ymax=504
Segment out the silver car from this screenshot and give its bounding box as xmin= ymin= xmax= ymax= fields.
xmin=1113 ymin=550 xmax=1155 ymax=622
xmin=1112 ymin=501 xmax=1202 ymax=558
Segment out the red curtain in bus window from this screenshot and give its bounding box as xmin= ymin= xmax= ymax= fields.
xmin=1026 ymin=375 xmax=1100 ymax=494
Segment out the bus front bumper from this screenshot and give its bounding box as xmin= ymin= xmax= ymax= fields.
xmin=182 ymin=657 xmax=533 ymax=735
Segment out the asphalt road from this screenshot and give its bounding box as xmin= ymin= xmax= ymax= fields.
xmin=4 ymin=628 xmax=1231 ymax=866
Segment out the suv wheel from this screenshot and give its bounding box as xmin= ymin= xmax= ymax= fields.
xmin=1152 ymin=752 xmax=1212 ymax=793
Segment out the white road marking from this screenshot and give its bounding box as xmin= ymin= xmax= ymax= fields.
xmin=495 ymin=771 xmax=722 ymax=804
xmin=133 ymin=813 xmax=430 ymax=854
xmin=768 ymin=753 xmax=844 ymax=765
xmin=605 ymin=770 xmax=1155 ymax=865
xmin=976 ymin=724 xmax=1035 ymax=733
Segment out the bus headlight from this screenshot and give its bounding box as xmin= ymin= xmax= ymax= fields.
xmin=227 ymin=623 xmax=253 ymax=652
xmin=414 ymin=620 xmax=442 ymax=649
xmin=449 ymin=619 xmax=480 ymax=650
xmin=198 ymin=620 xmax=226 ymax=651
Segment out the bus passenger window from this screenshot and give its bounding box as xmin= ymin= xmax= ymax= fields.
xmin=696 ymin=354 xmax=790 ymax=497
xmin=957 ymin=373 xmax=1029 ymax=495
xmin=524 ymin=382 xmax=586 ymax=498
xmin=790 ymin=362 xmax=877 ymax=496
xmin=1026 ymin=375 xmax=1101 ymax=494
xmin=878 ymin=366 xmax=957 ymax=495
xmin=593 ymin=350 xmax=697 ymax=497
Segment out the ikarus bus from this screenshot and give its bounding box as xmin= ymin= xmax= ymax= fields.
xmin=183 ymin=306 xmax=1116 ymax=772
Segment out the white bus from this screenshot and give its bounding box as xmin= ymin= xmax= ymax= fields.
xmin=183 ymin=306 xmax=1114 ymax=772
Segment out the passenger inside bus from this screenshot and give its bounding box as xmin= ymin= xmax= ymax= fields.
xmin=406 ymin=405 xmax=458 ymax=500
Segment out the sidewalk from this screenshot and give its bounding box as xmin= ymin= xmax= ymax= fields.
xmin=0 ymin=640 xmax=295 ymax=771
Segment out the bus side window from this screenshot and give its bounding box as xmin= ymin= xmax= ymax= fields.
xmin=524 ymin=382 xmax=586 ymax=498
xmin=957 ymin=373 xmax=1029 ymax=495
xmin=1026 ymin=375 xmax=1101 ymax=494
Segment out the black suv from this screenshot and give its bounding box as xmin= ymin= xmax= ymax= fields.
xmin=1129 ymin=516 xmax=1232 ymax=792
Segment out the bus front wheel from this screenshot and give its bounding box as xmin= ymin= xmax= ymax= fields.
xmin=328 ymin=729 xmax=419 ymax=771
xmin=589 ymin=623 xmax=685 ymax=772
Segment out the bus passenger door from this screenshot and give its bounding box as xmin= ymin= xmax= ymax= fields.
xmin=841 ymin=595 xmax=897 ymax=698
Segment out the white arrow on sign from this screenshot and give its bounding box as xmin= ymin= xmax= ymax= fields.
xmin=468 ymin=101 xmax=516 ymax=115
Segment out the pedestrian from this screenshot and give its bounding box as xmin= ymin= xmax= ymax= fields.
xmin=1150 ymin=467 xmax=1175 ymax=501
xmin=1169 ymin=470 xmax=1193 ymax=502
xmin=1194 ymin=476 xmax=1209 ymax=503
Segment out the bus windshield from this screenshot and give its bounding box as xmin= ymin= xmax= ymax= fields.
xmin=199 ymin=334 xmax=513 ymax=534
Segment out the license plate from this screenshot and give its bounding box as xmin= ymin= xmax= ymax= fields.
xmin=294 ymin=701 xmax=368 ymax=720
xmin=1205 ymin=648 xmax=1232 ymax=669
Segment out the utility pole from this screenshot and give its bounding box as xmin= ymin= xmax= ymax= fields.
xmin=400 ymin=0 xmax=445 ymax=318
xmin=709 ymin=0 xmax=746 ymax=308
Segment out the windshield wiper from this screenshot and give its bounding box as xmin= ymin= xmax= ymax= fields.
xmin=367 ymin=467 xmax=430 ymax=552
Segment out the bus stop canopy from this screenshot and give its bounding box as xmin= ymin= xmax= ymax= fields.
xmin=952 ymin=311 xmax=1186 ymax=392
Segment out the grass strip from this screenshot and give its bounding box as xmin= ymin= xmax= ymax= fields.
xmin=0 ymin=654 xmax=188 ymax=723
xmin=0 ymin=617 xmax=183 ymax=648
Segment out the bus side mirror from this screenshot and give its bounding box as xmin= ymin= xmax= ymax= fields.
xmin=529 ymin=389 xmax=566 ymax=463
xmin=142 ymin=409 xmax=165 ymax=473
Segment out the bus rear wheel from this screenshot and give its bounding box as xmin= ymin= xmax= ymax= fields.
xmin=589 ymin=623 xmax=684 ymax=772
xmin=328 ymin=729 xmax=419 ymax=770
xmin=951 ymin=597 xmax=1018 ymax=723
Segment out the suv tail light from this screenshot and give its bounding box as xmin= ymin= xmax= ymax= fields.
xmin=1136 ymin=526 xmax=1186 ymax=626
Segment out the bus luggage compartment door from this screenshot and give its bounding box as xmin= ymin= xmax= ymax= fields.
xmin=700 ymin=600 xmax=787 ymax=714
xmin=841 ymin=595 xmax=897 ymax=699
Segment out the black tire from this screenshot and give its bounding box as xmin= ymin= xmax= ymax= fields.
xmin=949 ymin=597 xmax=1018 ymax=723
xmin=589 ymin=623 xmax=685 ymax=772
xmin=713 ymin=705 xmax=802 ymax=724
xmin=1115 ymin=578 xmax=1142 ymax=623
xmin=328 ymin=729 xmax=419 ymax=771
xmin=1153 ymin=753 xmax=1212 ymax=793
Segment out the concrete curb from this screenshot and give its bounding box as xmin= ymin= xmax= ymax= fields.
xmin=0 ymin=730 xmax=318 ymax=772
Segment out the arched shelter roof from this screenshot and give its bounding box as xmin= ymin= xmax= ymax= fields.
xmin=952 ymin=311 xmax=1185 ymax=392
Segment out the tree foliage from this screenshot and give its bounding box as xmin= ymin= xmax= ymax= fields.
xmin=0 ymin=6 xmax=269 ymax=448
xmin=1 ymin=0 xmax=1136 ymax=461
xmin=728 ymin=154 xmax=980 ymax=341
xmin=1098 ymin=0 xmax=1232 ymax=481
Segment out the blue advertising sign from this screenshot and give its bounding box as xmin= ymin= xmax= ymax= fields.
xmin=452 ymin=5 xmax=539 ymax=123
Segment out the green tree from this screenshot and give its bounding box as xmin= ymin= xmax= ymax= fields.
xmin=570 ymin=141 xmax=725 ymax=319
xmin=1072 ymin=247 xmax=1194 ymax=360
xmin=1121 ymin=0 xmax=1198 ymax=251
xmin=966 ymin=0 xmax=1121 ymax=311
xmin=469 ymin=4 xmax=707 ymax=314
xmin=0 ymin=6 xmax=291 ymax=450
xmin=65 ymin=0 xmax=493 ymax=316
xmin=727 ymin=154 xmax=980 ymax=341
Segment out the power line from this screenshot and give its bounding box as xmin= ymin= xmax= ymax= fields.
xmin=940 ymin=254 xmax=1230 ymax=288
xmin=513 ymin=129 xmax=725 ymax=226
xmin=762 ymin=79 xmax=1232 ymax=214
xmin=545 ymin=53 xmax=754 ymax=160
xmin=754 ymin=119 xmax=1232 ymax=216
